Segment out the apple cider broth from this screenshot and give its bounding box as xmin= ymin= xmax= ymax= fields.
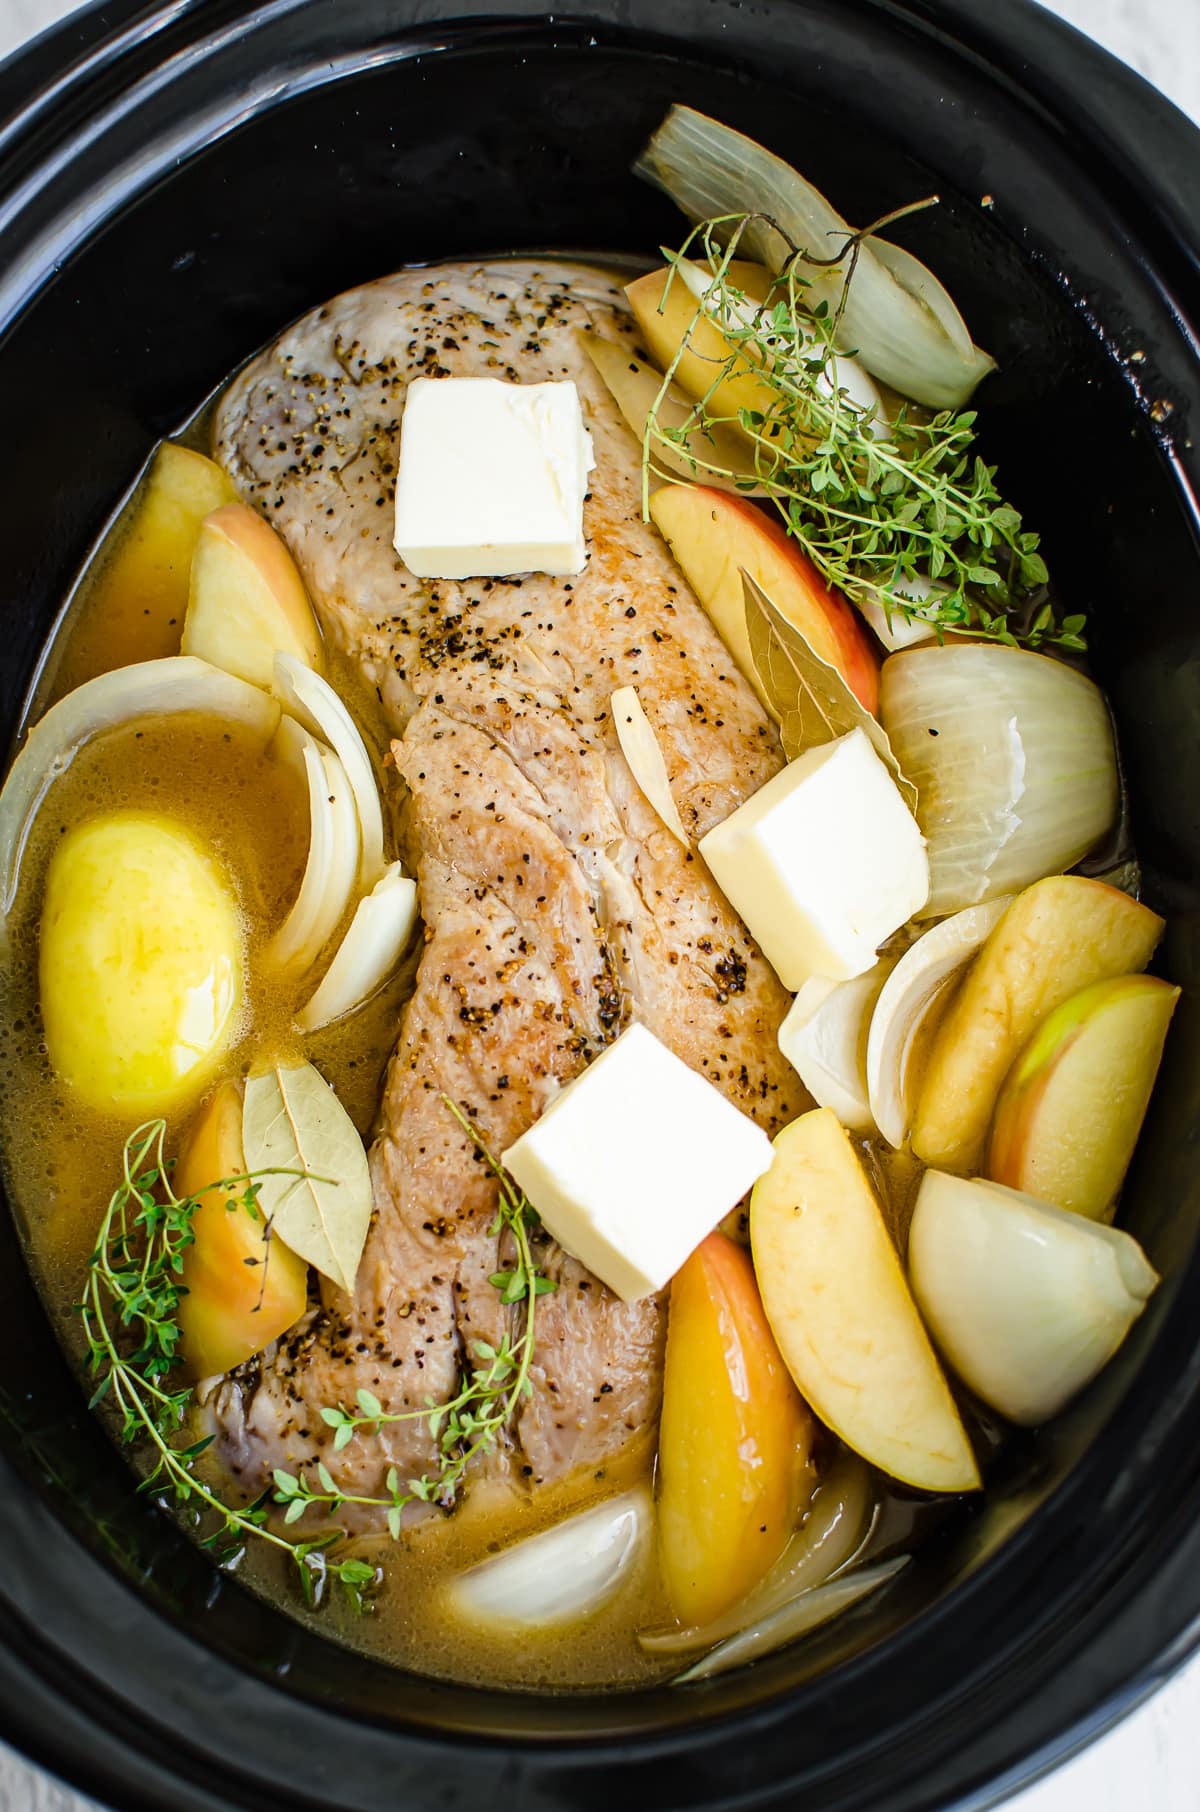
xmin=0 ymin=112 xmax=1173 ymax=1697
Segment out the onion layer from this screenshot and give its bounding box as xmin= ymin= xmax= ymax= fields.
xmin=880 ymin=643 xmax=1119 ymax=918
xmin=273 ymin=653 xmax=385 ymax=885
xmin=297 ymin=862 xmax=419 ymax=1032
xmin=611 ymin=685 xmax=689 ymax=844
xmin=267 ymin=718 xmax=360 ymax=975
xmin=672 ymin=1557 xmax=908 ymax=1683
xmin=0 ymin=657 xmax=279 ymax=913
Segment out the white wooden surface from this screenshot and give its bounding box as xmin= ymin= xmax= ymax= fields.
xmin=0 ymin=0 xmax=1198 ymax=1807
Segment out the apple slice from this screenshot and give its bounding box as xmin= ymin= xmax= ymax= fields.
xmin=778 ymin=957 xmax=897 ymax=1134
xmin=866 ymin=897 xmax=1012 ymax=1150
xmin=750 ymin=1108 xmax=980 ymax=1494
xmin=60 ymin=444 xmax=238 ymax=688
xmin=909 ymin=1170 xmax=1158 ymax=1425
xmin=988 ymin=973 xmax=1179 ymax=1219
xmin=177 ymin=1080 xmax=309 ymax=1379
xmin=578 ymin=333 xmax=762 ymax=494
xmin=183 ymin=503 xmax=322 ymax=689
xmin=911 ymin=877 xmax=1164 ymax=1174
xmin=626 ymin=262 xmax=778 ymax=431
xmin=649 ymin=483 xmax=878 ymax=713
xmin=658 ymin=1232 xmax=812 ymax=1626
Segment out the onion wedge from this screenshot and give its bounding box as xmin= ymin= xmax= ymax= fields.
xmin=0 ymin=656 xmax=279 ymax=913
xmin=297 ymin=862 xmax=419 ymax=1032
xmin=909 ymin=1171 xmax=1159 ymax=1424
xmin=634 ymin=107 xmax=994 ymax=410
xmin=880 ymin=643 xmax=1119 ymax=918
xmin=268 ymin=718 xmax=360 ymax=975
xmin=611 ymin=685 xmax=689 ymax=844
xmin=445 ymin=1488 xmax=650 ymax=1632
xmin=273 ymin=652 xmax=385 ymax=885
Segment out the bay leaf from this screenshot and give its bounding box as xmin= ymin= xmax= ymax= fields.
xmin=742 ymin=571 xmax=918 ymax=812
xmin=242 ymin=1061 xmax=373 ymax=1295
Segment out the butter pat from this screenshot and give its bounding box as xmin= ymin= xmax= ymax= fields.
xmin=393 ymin=376 xmax=595 ymax=579
xmin=699 ymin=728 xmax=929 ymax=987
xmin=502 ymin=1023 xmax=773 ymax=1302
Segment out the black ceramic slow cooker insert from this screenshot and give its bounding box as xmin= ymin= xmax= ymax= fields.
xmin=1 ymin=3 xmax=1199 ymax=1809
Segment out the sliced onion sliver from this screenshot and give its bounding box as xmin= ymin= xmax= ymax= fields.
xmin=446 ymin=1487 xmax=650 ymax=1632
xmin=880 ymin=643 xmax=1119 ymax=919
xmin=611 ymin=686 xmax=689 ymax=844
xmin=268 ymin=718 xmax=360 ymax=975
xmin=640 ymin=1452 xmax=873 ymax=1658
xmin=672 ymin=1556 xmax=909 ymax=1684
xmin=0 ymin=656 xmax=280 ymax=914
xmin=297 ymin=862 xmax=419 ymax=1032
xmin=273 ymin=652 xmax=385 ymax=885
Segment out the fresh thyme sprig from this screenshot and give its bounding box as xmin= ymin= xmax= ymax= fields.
xmin=77 ymin=1121 xmax=377 ymax=1609
xmin=272 ymin=1097 xmax=555 ymax=1537
xmin=79 ymin=1103 xmax=552 ymax=1603
xmin=644 ymin=212 xmax=1085 ymax=653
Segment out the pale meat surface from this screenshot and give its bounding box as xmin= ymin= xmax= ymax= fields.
xmin=210 ymin=260 xmax=805 ymax=1528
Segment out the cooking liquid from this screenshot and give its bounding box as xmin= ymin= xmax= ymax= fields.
xmin=0 ymin=328 xmax=969 ymax=1693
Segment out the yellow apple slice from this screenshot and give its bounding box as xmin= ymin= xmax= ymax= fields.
xmin=750 ymin=1108 xmax=980 ymax=1493
xmin=625 ymin=262 xmax=778 ymax=430
xmin=61 ymin=443 xmax=238 ymax=686
xmin=578 ymin=333 xmax=762 ymax=493
xmin=183 ymin=503 xmax=322 ymax=688
xmin=648 ymin=483 xmax=878 ymax=712
xmin=909 ymin=1170 xmax=1158 ymax=1425
xmin=177 ymin=1080 xmax=310 ymax=1379
xmin=865 ymin=897 xmax=1012 ymax=1150
xmin=268 ymin=718 xmax=360 ymax=976
xmin=988 ymin=973 xmax=1179 ymax=1219
xmin=912 ymin=877 xmax=1164 ymax=1174
xmin=777 ymin=958 xmax=897 ymax=1134
xmin=658 ymin=1233 xmax=812 ymax=1626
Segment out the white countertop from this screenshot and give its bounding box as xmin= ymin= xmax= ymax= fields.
xmin=0 ymin=0 xmax=1198 ymax=1807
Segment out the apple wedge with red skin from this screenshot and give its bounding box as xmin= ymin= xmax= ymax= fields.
xmin=988 ymin=971 xmax=1179 ymax=1221
xmin=649 ymin=483 xmax=879 ymax=715
xmin=183 ymin=502 xmax=323 ymax=690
